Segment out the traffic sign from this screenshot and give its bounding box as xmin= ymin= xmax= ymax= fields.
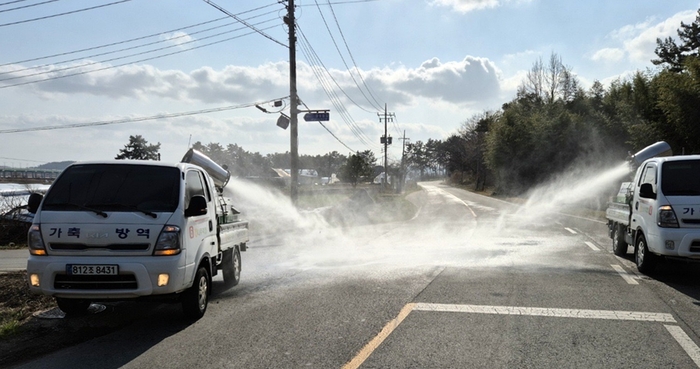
xmin=303 ymin=111 xmax=330 ymax=122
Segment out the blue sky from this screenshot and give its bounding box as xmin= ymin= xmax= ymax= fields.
xmin=0 ymin=0 xmax=698 ymax=168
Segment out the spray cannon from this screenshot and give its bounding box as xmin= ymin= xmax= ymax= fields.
xmin=627 ymin=141 xmax=672 ymax=169
xmin=181 ymin=148 xmax=231 ymax=192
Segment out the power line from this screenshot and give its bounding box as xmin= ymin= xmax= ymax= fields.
xmin=0 ymin=97 xmax=289 ymax=134
xmin=312 ymin=0 xmax=383 ymax=112
xmin=325 ymin=0 xmax=384 ymax=109
xmin=297 ymin=27 xmax=377 ymax=149
xmin=0 ymin=0 xmax=59 ymax=13
xmin=301 ymin=101 xmax=355 ymax=152
xmin=0 ymin=17 xmax=279 ymax=83
xmin=0 ymin=3 xmax=280 ymax=68
xmin=0 ymin=23 xmax=279 ymax=89
xmin=202 ymin=0 xmax=287 ymax=48
xmin=0 ymin=0 xmax=132 ymax=27
xmin=0 ymin=0 xmax=30 ymax=6
xmin=0 ymin=16 xmax=228 ymax=67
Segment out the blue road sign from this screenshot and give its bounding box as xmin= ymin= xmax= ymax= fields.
xmin=303 ymin=111 xmax=330 ymax=121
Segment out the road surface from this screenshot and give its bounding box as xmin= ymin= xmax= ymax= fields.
xmin=11 ymin=181 xmax=700 ymax=368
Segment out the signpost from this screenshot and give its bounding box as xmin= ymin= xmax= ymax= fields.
xmin=303 ymin=110 xmax=330 ymax=122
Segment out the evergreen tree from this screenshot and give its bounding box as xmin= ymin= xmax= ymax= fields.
xmin=115 ymin=135 xmax=161 ymax=160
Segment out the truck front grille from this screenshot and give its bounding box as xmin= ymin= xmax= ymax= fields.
xmin=54 ymin=274 xmax=138 ymax=290
xmin=690 ymin=241 xmax=700 ymax=253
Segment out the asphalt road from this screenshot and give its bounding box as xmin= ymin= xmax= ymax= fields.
xmin=11 ymin=181 xmax=700 ymax=368
xmin=0 ymin=249 xmax=27 ymax=272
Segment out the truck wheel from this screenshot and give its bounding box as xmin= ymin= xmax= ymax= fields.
xmin=635 ymin=234 xmax=657 ymax=274
xmin=223 ymin=247 xmax=241 ymax=287
xmin=612 ymin=224 xmax=628 ymax=256
xmin=182 ymin=266 xmax=210 ymax=320
xmin=55 ymin=298 xmax=91 ymax=316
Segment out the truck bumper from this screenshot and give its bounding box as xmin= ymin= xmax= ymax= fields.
xmin=647 ymin=228 xmax=700 ymax=259
xmin=26 ymin=255 xmax=188 ymax=299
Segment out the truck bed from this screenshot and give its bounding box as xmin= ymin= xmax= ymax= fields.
xmin=606 ymin=202 xmax=631 ymax=226
xmin=219 ymin=220 xmax=249 ymax=252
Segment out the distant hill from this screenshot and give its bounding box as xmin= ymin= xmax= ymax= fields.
xmin=36 ymin=161 xmax=74 ymax=171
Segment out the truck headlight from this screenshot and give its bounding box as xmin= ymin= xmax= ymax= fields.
xmin=154 ymin=225 xmax=181 ymax=256
xmin=658 ymin=205 xmax=679 ymax=228
xmin=27 ymin=225 xmax=47 ymax=256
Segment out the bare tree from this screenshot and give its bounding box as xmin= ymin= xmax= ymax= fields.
xmin=518 ymin=52 xmax=578 ymax=104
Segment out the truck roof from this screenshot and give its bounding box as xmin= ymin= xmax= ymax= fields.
xmin=643 ymin=155 xmax=700 ymax=164
xmin=66 ymin=160 xmax=191 ymax=169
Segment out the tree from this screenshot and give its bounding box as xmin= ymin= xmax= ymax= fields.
xmin=653 ymin=9 xmax=700 ymax=72
xmin=339 ymin=150 xmax=376 ymax=187
xmin=517 ymin=52 xmax=579 ymax=104
xmin=115 ymin=135 xmax=161 ymax=160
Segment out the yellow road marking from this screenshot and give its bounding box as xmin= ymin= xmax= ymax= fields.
xmin=342 ymin=303 xmax=416 ymax=369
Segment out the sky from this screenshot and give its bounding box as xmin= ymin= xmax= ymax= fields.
xmin=0 ymin=0 xmax=698 ymax=168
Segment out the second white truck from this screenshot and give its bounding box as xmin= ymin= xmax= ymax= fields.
xmin=607 ymin=141 xmax=700 ymax=273
xmin=26 ymin=149 xmax=248 ymax=319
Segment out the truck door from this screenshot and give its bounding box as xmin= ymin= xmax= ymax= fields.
xmin=633 ymin=163 xmax=658 ymax=236
xmin=184 ymin=170 xmax=215 ymax=274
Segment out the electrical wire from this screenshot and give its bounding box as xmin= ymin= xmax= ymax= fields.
xmin=0 ymin=97 xmax=289 ymax=134
xmin=0 ymin=16 xmax=228 ymax=67
xmin=0 ymin=0 xmax=30 ymax=6
xmin=0 ymin=23 xmax=279 ymax=89
xmin=297 ymin=28 xmax=378 ymax=149
xmin=301 ymin=101 xmax=355 ymax=152
xmin=0 ymin=0 xmax=132 ymax=27
xmin=0 ymin=17 xmax=279 ymax=83
xmin=202 ymin=0 xmax=286 ymax=48
xmin=324 ymin=0 xmax=384 ymax=109
xmin=0 ymin=0 xmax=59 ymax=13
xmin=0 ymin=3 xmax=280 ymax=68
xmin=312 ymin=0 xmax=381 ymax=113
xmin=297 ymin=24 xmax=378 ymax=148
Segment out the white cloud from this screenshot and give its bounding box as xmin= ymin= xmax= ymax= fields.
xmin=429 ymin=0 xmax=531 ymax=13
xmin=590 ymin=48 xmax=625 ymax=63
xmin=591 ymin=10 xmax=696 ymax=65
xmin=1 ymin=56 xmax=505 ymax=109
xmin=369 ymin=56 xmax=502 ymax=106
xmin=160 ymin=31 xmax=194 ymax=48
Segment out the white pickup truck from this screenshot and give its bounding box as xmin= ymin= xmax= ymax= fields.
xmin=607 ymin=142 xmax=700 ymax=273
xmin=26 ymin=149 xmax=248 ymax=319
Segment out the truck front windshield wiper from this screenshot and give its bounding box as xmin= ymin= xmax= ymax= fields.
xmin=46 ymin=202 xmax=108 ymax=218
xmin=88 ymin=203 xmax=157 ymax=218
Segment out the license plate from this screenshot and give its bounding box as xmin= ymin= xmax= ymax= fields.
xmin=66 ymin=264 xmax=118 ymax=275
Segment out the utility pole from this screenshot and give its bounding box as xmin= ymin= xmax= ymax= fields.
xmin=378 ymin=104 xmax=394 ymax=192
xmin=285 ymin=0 xmax=299 ymax=203
xmin=399 ymin=130 xmax=409 ymax=193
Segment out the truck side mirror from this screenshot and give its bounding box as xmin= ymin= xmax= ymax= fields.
xmin=27 ymin=193 xmax=43 ymax=214
xmin=639 ymin=183 xmax=656 ymax=199
xmin=185 ymin=195 xmax=208 ymax=217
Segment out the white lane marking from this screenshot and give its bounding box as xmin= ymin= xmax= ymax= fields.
xmin=585 ymin=241 xmax=600 ymax=251
xmin=666 ymin=325 xmax=700 ymax=368
xmin=413 ymin=303 xmax=674 ymax=322
xmin=565 ymin=227 xmax=578 ymax=234
xmin=611 ymin=264 xmax=639 ymax=285
xmin=422 ymin=184 xmax=477 ymax=218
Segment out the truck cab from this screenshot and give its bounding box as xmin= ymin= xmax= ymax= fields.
xmin=628 ymin=156 xmax=700 ymax=271
xmin=26 ymin=152 xmax=248 ymax=319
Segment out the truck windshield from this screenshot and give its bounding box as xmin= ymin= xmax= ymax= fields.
xmin=662 ymin=160 xmax=700 ymax=196
xmin=43 ymin=164 xmax=180 ymax=213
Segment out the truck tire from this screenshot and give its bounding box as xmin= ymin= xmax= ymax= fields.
xmin=635 ymin=234 xmax=657 ymax=274
xmin=612 ymin=224 xmax=628 ymax=256
xmin=222 ymin=247 xmax=241 ymax=287
xmin=182 ymin=266 xmax=210 ymax=320
xmin=56 ymin=298 xmax=91 ymax=316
